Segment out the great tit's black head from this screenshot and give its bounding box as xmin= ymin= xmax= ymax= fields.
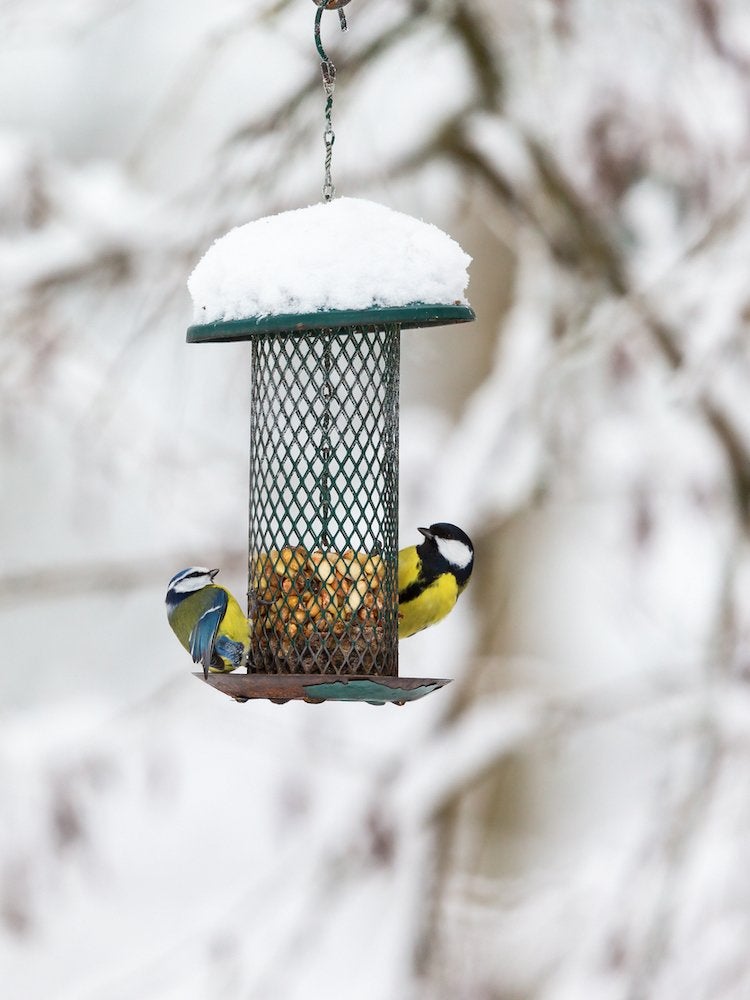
xmin=417 ymin=522 xmax=474 ymax=585
xmin=166 ymin=566 xmax=219 ymax=607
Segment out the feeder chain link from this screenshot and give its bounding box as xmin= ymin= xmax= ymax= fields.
xmin=320 ymin=334 xmax=333 ymax=547
xmin=314 ymin=0 xmax=349 ymax=202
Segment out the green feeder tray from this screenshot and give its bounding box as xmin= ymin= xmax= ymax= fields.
xmin=195 ymin=672 xmax=451 ymax=705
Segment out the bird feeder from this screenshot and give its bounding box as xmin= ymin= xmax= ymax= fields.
xmin=183 ymin=3 xmax=474 ymax=704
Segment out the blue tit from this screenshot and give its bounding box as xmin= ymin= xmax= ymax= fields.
xmin=166 ymin=567 xmax=249 ymax=678
xmin=398 ymin=523 xmax=474 ymax=639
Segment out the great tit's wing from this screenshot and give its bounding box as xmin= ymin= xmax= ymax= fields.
xmin=189 ymin=589 xmax=228 ymax=677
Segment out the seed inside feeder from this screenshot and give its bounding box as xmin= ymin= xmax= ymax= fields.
xmin=251 ymin=546 xmax=387 ymax=675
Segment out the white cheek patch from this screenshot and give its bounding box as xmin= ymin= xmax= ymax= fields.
xmin=173 ymin=571 xmax=212 ymax=593
xmin=435 ymin=537 xmax=473 ymax=569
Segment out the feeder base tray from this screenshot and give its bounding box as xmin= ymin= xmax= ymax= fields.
xmin=194 ymin=672 xmax=450 ymax=705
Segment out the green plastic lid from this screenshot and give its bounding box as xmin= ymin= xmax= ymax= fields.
xmin=187 ymin=302 xmax=475 ymax=342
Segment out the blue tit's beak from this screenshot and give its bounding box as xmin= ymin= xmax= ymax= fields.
xmin=209 ymin=568 xmax=220 ymax=580
xmin=418 ymin=527 xmax=434 ymax=541
xmin=203 ymin=662 xmax=210 ymax=680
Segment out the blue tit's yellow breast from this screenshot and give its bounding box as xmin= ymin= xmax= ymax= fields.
xmin=219 ymin=589 xmax=250 ymax=648
xmin=398 ymin=571 xmax=459 ymax=639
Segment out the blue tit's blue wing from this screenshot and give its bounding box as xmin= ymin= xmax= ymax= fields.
xmin=189 ymin=589 xmax=228 ymax=676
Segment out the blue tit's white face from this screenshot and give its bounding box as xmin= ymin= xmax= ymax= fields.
xmin=166 ymin=567 xmax=219 ymax=605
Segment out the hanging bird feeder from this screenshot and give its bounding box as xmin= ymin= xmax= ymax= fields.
xmin=185 ymin=1 xmax=474 ymax=705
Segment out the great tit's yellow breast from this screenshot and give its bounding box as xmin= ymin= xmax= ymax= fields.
xmin=398 ymin=571 xmax=459 ymax=639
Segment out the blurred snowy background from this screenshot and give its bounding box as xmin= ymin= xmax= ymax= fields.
xmin=3 ymin=0 xmax=750 ymax=997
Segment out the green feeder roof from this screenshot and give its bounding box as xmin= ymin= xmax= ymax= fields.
xmin=187 ymin=302 xmax=475 ymax=342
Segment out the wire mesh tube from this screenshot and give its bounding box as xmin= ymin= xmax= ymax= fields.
xmin=248 ymin=325 xmax=400 ymax=675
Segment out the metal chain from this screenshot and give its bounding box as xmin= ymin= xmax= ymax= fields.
xmin=320 ymin=333 xmax=333 ymax=548
xmin=314 ymin=1 xmax=349 ymax=202
xmin=312 ymin=3 xmax=349 ymax=543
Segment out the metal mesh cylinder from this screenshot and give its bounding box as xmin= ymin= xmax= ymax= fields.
xmin=248 ymin=325 xmax=400 ymax=676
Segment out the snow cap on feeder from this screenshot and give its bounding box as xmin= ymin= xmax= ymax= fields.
xmin=187 ymin=197 xmax=474 ymax=339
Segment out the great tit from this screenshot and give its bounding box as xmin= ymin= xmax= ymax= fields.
xmin=398 ymin=523 xmax=474 ymax=639
xmin=166 ymin=567 xmax=249 ymax=678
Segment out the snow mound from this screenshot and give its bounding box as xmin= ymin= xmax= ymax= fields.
xmin=188 ymin=197 xmax=471 ymax=323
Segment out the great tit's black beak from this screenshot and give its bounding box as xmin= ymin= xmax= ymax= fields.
xmin=418 ymin=526 xmax=434 ymax=541
xmin=209 ymin=568 xmax=220 ymax=580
